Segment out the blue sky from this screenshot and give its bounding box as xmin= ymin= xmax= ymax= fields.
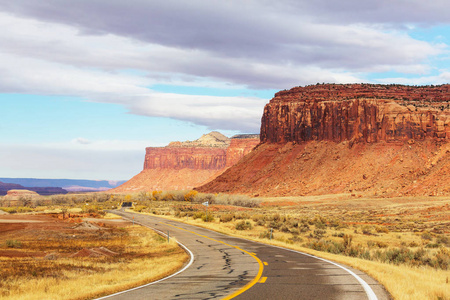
xmin=0 ymin=0 xmax=449 ymax=180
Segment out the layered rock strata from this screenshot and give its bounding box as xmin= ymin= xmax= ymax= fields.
xmin=144 ymin=148 xmax=227 ymax=170
xmin=198 ymin=84 xmax=450 ymax=197
xmin=112 ymin=132 xmax=259 ymax=192
xmin=261 ymin=84 xmax=450 ymax=144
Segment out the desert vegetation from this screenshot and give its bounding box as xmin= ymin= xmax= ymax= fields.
xmin=1 ymin=191 xmax=448 ymax=299
xmin=116 ymin=190 xmax=449 ymax=300
xmin=0 ymin=202 xmax=188 ymax=300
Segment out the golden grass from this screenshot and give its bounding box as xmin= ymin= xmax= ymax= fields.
xmin=103 ymin=212 xmax=122 ymax=219
xmin=130 ymin=195 xmax=449 ymax=300
xmin=0 ymin=226 xmax=189 ymax=300
xmin=157 ymin=214 xmax=450 ymax=300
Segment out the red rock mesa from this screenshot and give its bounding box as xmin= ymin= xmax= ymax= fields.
xmin=112 ymin=132 xmax=259 ymax=192
xmin=198 ymin=84 xmax=450 ymax=197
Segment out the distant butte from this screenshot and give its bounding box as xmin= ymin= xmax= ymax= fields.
xmin=197 ymin=84 xmax=450 ymax=197
xmin=112 ymin=132 xmax=259 ymax=192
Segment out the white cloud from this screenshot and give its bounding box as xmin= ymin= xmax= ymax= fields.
xmin=0 ymin=139 xmax=157 ymax=180
xmin=126 ymin=93 xmax=267 ymax=132
xmin=1 ymin=0 xmax=449 ymax=180
xmin=375 ymin=70 xmax=450 ymax=85
xmin=73 ymin=137 xmax=91 ymax=145
xmin=0 ymin=2 xmax=447 ymax=133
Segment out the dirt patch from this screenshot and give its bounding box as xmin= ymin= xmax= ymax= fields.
xmin=71 ymin=247 xmax=118 ymax=258
xmin=0 ymin=213 xmax=132 ymax=259
xmin=0 ymin=219 xmax=44 ymax=223
xmin=0 ymin=249 xmax=46 ymax=258
xmin=260 ymin=200 xmax=297 ymax=207
xmin=72 ymin=221 xmax=104 ymax=231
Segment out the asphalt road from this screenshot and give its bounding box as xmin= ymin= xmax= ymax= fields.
xmin=99 ymin=211 xmax=390 ymax=300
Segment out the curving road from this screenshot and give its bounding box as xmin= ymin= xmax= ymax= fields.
xmin=99 ymin=211 xmax=390 ymax=300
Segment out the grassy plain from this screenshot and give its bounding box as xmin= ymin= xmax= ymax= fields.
xmin=0 ymin=212 xmax=188 ymax=300
xmin=125 ymin=191 xmax=449 ymax=300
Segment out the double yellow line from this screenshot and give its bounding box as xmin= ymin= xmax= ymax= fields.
xmin=162 ymin=222 xmax=264 ymax=299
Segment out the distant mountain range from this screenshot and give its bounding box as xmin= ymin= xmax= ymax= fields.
xmin=0 ymin=178 xmax=126 ymax=195
xmin=0 ymin=181 xmax=68 ymax=196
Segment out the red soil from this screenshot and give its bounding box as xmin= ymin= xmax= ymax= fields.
xmin=198 ymin=139 xmax=450 ymax=197
xmin=0 ymin=214 xmax=130 ymax=258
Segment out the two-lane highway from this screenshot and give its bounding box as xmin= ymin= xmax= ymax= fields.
xmin=101 ymin=211 xmax=390 ymax=300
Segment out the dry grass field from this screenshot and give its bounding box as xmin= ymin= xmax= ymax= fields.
xmin=0 ymin=212 xmax=188 ymax=300
xmin=0 ymin=191 xmax=448 ymax=299
xmin=125 ymin=192 xmax=449 ymax=300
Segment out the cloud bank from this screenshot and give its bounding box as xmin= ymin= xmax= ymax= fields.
xmin=0 ymin=1 xmax=448 ymax=132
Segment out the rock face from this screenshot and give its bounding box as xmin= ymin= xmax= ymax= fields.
xmin=144 ymin=148 xmax=228 ymax=170
xmin=261 ymin=84 xmax=450 ymax=144
xmin=144 ymin=132 xmax=230 ymax=170
xmin=198 ymin=84 xmax=450 ymax=197
xmin=226 ymin=135 xmax=260 ymax=167
xmin=112 ymin=132 xmax=259 ymax=192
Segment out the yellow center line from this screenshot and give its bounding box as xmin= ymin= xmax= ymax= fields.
xmin=259 ymin=277 xmax=267 ymax=283
xmin=161 ymin=222 xmax=264 ymax=299
xmin=263 ymin=262 xmax=268 ymax=266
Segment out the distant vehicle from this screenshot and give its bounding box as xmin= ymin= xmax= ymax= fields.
xmin=120 ymin=201 xmax=134 ymax=208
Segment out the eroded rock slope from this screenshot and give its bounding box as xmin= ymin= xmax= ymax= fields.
xmin=198 ymin=84 xmax=450 ymax=197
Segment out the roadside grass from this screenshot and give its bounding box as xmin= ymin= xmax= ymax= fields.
xmin=2 ymin=191 xmax=448 ymax=299
xmin=0 ymin=224 xmax=188 ymax=300
xmin=123 ymin=192 xmax=449 ymax=300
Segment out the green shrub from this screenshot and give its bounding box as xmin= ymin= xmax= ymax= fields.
xmin=361 ymin=225 xmax=373 ymax=235
xmin=256 ymin=219 xmax=265 ymax=226
xmin=235 ymin=212 xmax=250 ymax=220
xmin=235 ymin=220 xmax=252 ymax=230
xmin=1 ymin=207 xmax=17 ymax=213
xmin=436 ymin=235 xmax=450 ymax=246
xmin=6 ymin=240 xmax=22 ymax=248
xmin=421 ymin=232 xmax=433 ymax=240
xmin=268 ymin=220 xmax=282 ymax=230
xmin=220 ymin=214 xmax=234 ymax=222
xmin=259 ymin=230 xmax=273 ymax=239
xmin=133 ymin=205 xmax=147 ymax=212
xmin=252 ymin=214 xmax=265 ymax=222
xmin=343 ymin=234 xmax=353 ymax=249
xmin=201 ymin=213 xmax=214 ymax=222
xmin=271 ymin=213 xmax=281 ymax=222
xmin=433 ymin=248 xmax=449 ymax=270
xmin=333 ymin=232 xmax=345 ymax=238
xmin=192 ymin=211 xmax=205 ymax=220
xmin=174 ymin=210 xmax=187 ymax=218
xmin=313 ymin=229 xmax=326 ymax=239
xmin=299 ymin=224 xmax=310 ymax=233
xmin=280 ymin=225 xmax=290 ymax=233
xmin=375 ymin=226 xmax=389 ymax=234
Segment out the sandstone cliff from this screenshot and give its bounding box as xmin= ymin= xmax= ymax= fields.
xmin=198 ymin=84 xmax=450 ymax=197
xmin=112 ymin=132 xmax=259 ymax=192
xmin=261 ymin=84 xmax=450 ymax=144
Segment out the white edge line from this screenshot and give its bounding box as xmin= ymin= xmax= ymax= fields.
xmin=268 ymin=244 xmax=378 ymax=300
xmin=97 ymin=212 xmax=376 ymax=300
xmin=93 ymin=215 xmax=195 ymax=300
